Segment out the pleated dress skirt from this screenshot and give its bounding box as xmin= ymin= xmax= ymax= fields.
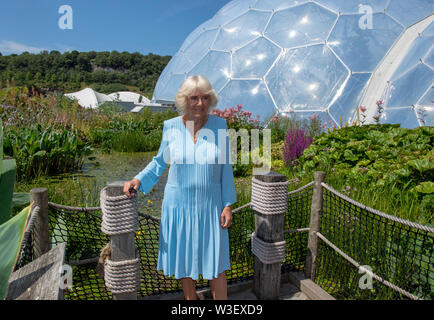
xmin=157 ymin=181 xmax=230 ymax=280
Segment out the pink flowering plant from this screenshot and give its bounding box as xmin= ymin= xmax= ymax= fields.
xmin=210 ymin=104 xmax=261 ymax=131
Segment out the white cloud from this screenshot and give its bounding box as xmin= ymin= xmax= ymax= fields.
xmin=0 ymin=40 xmax=48 ymax=55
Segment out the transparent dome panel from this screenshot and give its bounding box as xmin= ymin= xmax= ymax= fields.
xmin=232 ymin=37 xmax=281 ymax=79
xmin=211 ymin=0 xmax=254 ymax=28
xmin=316 ymin=0 xmax=389 ymax=13
xmin=264 ymin=2 xmax=337 ymax=49
xmin=387 ymin=64 xmax=433 ymax=108
xmin=424 ymin=46 xmax=434 ymax=68
xmin=212 ymin=10 xmax=271 ymax=51
xmin=217 ymin=80 xmax=275 ymax=121
xmin=153 ymin=0 xmax=433 ymax=128
xmin=391 ymin=36 xmax=434 ymax=81
xmin=422 ymin=21 xmax=434 ymax=35
xmin=328 ymin=13 xmax=403 ymax=72
xmin=266 ymin=45 xmax=349 ymax=112
xmin=382 ymin=107 xmax=420 ymax=129
xmin=181 ymin=29 xmax=219 ymax=72
xmin=418 ymin=86 xmax=434 ymax=107
xmin=328 ymin=73 xmax=371 ymax=125
xmin=157 ymin=73 xmax=186 ymax=101
xmin=254 ymin=0 xmax=307 ymax=11
xmin=416 ymin=105 xmax=434 ymax=127
xmin=386 ymin=0 xmax=434 ymax=28
xmin=188 ymin=51 xmax=231 ymax=93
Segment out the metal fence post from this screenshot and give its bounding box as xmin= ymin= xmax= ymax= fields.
xmin=305 ymin=171 xmax=326 ymax=281
xmin=30 ymin=187 xmax=50 ymax=258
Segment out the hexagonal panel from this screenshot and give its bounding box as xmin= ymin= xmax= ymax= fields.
xmin=424 ymin=45 xmax=434 ymax=68
xmin=217 ymin=80 xmax=276 ymax=121
xmin=176 ymin=29 xmax=219 ymax=72
xmin=391 ymin=36 xmax=434 ymax=80
xmin=387 ymin=63 xmax=433 ymax=108
xmin=316 ymin=0 xmax=389 ymax=13
xmin=386 ymin=0 xmax=434 ymax=28
xmin=212 ymin=10 xmax=272 ymax=51
xmin=232 ymin=37 xmax=281 ymax=79
xmin=210 ymin=0 xmax=255 ymax=28
xmin=188 ymin=51 xmax=231 ymax=93
xmin=328 ymin=73 xmax=371 ymax=125
xmin=328 ymin=13 xmax=403 ymax=72
xmin=156 ymin=73 xmax=186 ymax=101
xmin=266 ymin=45 xmax=349 ymax=112
xmin=265 ymin=2 xmax=337 ymax=49
xmin=382 ymin=107 xmax=420 ymax=129
xmin=254 ymin=0 xmax=308 ymax=11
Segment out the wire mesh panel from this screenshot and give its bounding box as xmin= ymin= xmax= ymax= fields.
xmin=316 ymin=185 xmax=434 ymax=300
xmin=48 ymin=205 xmax=111 ymax=300
xmin=20 ymin=201 xmax=257 ymax=300
xmin=282 ymin=184 xmax=313 ymax=274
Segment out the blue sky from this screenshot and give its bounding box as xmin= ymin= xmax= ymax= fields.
xmin=0 ymin=0 xmax=231 ymax=56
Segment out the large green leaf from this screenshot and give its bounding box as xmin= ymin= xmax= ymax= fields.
xmin=12 ymin=193 xmax=31 ymax=208
xmin=0 ymin=205 xmax=32 ymax=300
xmin=0 ymin=159 xmax=16 ymax=225
xmin=0 ymin=119 xmax=3 ymax=178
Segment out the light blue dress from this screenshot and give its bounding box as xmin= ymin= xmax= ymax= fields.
xmin=134 ymin=114 xmax=237 ymax=280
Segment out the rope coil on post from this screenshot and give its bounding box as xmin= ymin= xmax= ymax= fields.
xmin=104 ymin=257 xmax=140 ymax=294
xmin=251 ymin=232 xmax=286 ymax=264
xmin=100 ymin=187 xmax=139 ymax=235
xmin=251 ymin=177 xmax=289 ymax=215
xmin=100 ymin=186 xmax=140 ymax=296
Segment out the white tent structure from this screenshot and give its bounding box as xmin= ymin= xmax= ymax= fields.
xmin=64 ymin=87 xmax=112 ymax=109
xmin=64 ymin=87 xmax=174 ymax=113
xmin=108 ymin=91 xmax=151 ymax=104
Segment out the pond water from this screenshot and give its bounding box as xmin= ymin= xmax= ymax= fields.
xmin=17 ymin=150 xmax=251 ymax=217
xmin=17 ymin=150 xmax=167 ymax=217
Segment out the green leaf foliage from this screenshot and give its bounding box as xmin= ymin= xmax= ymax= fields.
xmin=0 ymin=159 xmax=16 ymax=224
xmin=0 ymin=205 xmax=32 ymax=300
xmin=297 ymin=124 xmax=434 ymax=199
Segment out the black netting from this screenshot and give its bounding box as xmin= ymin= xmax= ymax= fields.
xmin=315 ymin=187 xmax=434 ymax=300
xmin=282 ymin=185 xmax=313 ymax=274
xmin=16 ymin=181 xmax=433 ymax=300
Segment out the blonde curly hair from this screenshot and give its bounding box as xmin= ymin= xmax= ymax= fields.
xmin=174 ymin=75 xmax=218 ymax=114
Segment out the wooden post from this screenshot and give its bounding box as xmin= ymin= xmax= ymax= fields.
xmin=106 ymin=181 xmax=137 ymax=300
xmin=252 ymin=172 xmax=287 ymax=300
xmin=305 ymin=171 xmax=326 ymax=281
xmin=30 ymin=188 xmax=50 ymax=259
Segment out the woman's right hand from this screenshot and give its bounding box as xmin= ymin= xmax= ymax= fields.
xmin=123 ymin=179 xmax=141 ymax=198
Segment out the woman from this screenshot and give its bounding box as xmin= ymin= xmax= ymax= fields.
xmin=123 ymin=75 xmax=236 ymax=300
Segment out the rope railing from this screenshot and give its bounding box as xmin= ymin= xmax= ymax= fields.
xmin=15 ymin=172 xmax=433 ymax=300
xmin=321 ymin=182 xmax=434 ymax=233
xmin=315 ymin=231 xmax=422 ymax=300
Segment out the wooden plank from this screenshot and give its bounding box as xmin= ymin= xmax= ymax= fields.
xmin=284 ymin=270 xmax=335 ymax=300
xmin=7 ymin=242 xmax=66 ymax=300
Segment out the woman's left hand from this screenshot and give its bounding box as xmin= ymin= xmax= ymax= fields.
xmin=221 ymin=206 xmax=232 ymax=229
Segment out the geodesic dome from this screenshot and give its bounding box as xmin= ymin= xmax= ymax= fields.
xmin=153 ymin=0 xmax=434 ymax=127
